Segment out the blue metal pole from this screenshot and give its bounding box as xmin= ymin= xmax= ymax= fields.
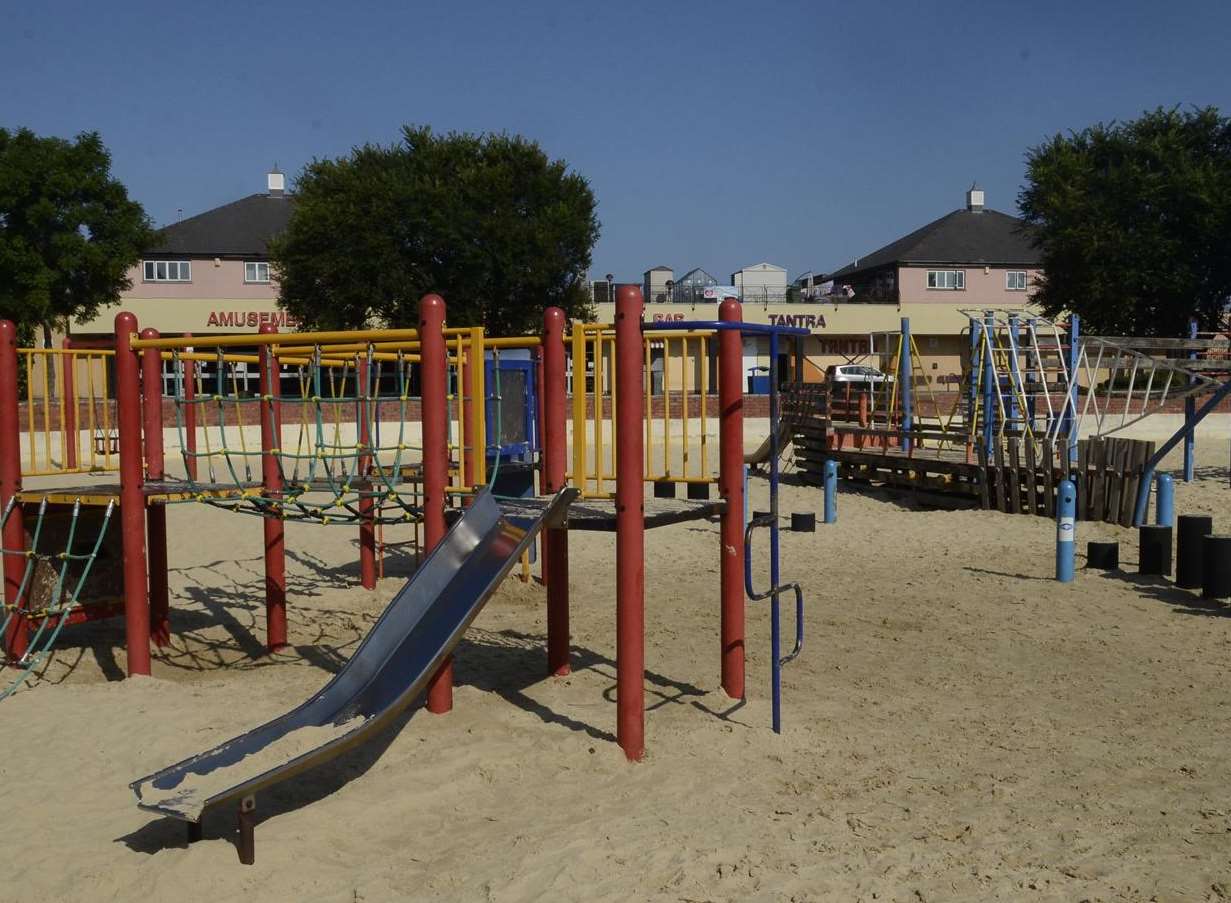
xmin=1184 ymin=317 xmax=1198 ymax=482
xmin=981 ymin=311 xmax=995 ymax=456
xmin=768 ymin=331 xmax=781 ymax=734
xmin=742 ymin=463 xmax=750 ymax=528
xmin=1155 ymin=472 xmax=1174 ymax=527
xmin=1056 ymin=479 xmax=1076 ymax=582
xmin=966 ymin=319 xmax=981 ymax=430
xmin=1067 ymin=314 xmax=1080 ymax=463
xmin=900 ymin=316 xmax=913 ymax=454
xmin=1025 ymin=318 xmax=1038 ymax=432
xmin=823 ymin=458 xmax=837 ymax=524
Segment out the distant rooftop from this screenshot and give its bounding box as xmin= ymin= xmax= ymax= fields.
xmin=146 ymin=171 xmax=294 ymax=257
xmin=827 ymin=189 xmax=1040 ymax=282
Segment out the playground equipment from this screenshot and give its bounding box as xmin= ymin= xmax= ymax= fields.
xmin=17 ymin=343 xmax=117 ymax=476
xmin=0 ymin=496 xmax=116 ymax=698
xmin=132 ymin=488 xmax=573 ymax=858
xmin=793 ymin=309 xmax=1231 ymax=525
xmin=2 ymin=289 xmax=800 ymax=758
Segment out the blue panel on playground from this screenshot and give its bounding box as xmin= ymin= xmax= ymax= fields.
xmin=484 ymin=349 xmax=538 ymax=460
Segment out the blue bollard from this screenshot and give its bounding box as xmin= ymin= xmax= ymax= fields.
xmin=1056 ymin=479 xmax=1076 ymax=582
xmin=1155 ymin=472 xmax=1174 ymax=527
xmin=823 ymin=459 xmax=837 ymax=524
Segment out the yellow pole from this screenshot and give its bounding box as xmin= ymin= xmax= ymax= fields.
xmin=681 ymin=336 xmax=690 ymax=477
xmin=471 ymin=327 xmax=486 ymax=486
xmin=699 ymin=336 xmax=708 ymax=478
xmin=643 ymin=337 xmax=651 ymax=474
xmin=571 ymin=322 xmax=585 ymax=493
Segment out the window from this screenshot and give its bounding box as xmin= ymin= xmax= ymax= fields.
xmin=926 ymin=269 xmax=965 ymax=290
xmin=142 ymin=260 xmax=191 ymax=282
xmin=1006 ymin=270 xmax=1028 ymax=291
xmin=245 ymin=261 xmax=270 ymax=283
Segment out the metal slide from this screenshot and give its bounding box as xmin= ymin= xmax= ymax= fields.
xmin=131 ymin=488 xmax=576 ymax=831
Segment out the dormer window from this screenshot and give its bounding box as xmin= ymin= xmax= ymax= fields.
xmin=143 ymin=260 xmax=191 ymax=282
xmin=244 ymin=262 xmax=271 ymax=283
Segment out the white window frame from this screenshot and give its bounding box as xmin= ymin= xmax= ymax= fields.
xmin=926 ymin=269 xmax=965 ymax=290
xmin=142 ymin=260 xmax=191 ymax=282
xmin=244 ymin=261 xmax=271 ymax=284
xmin=1006 ymin=270 xmax=1028 ymax=291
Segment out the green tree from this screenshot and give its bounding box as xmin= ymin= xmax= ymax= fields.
xmin=1018 ymin=106 xmax=1231 ymax=336
xmin=270 ymin=126 xmax=599 ymax=336
xmin=0 ymin=128 xmax=155 ymax=350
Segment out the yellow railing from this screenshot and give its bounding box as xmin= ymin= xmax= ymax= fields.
xmin=18 ymin=347 xmax=118 ymax=476
xmin=567 ymin=323 xmax=718 ymax=499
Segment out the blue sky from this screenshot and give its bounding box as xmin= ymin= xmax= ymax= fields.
xmin=3 ymin=0 xmax=1228 ymax=284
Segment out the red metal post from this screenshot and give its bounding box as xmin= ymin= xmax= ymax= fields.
xmin=183 ymin=332 xmax=198 ymax=481
xmin=258 ymin=324 xmax=287 ymax=651
xmin=718 ymin=300 xmax=743 ymax=698
xmin=358 ymin=357 xmax=376 ymax=589
xmin=614 ymin=286 xmax=645 ymax=761
xmin=0 ymin=321 xmax=28 ymax=664
xmin=717 ymin=299 xmax=745 ymax=699
xmin=61 ymin=337 xmax=78 ymax=470
xmin=542 ymin=308 xmax=570 ymax=675
xmin=115 ymin=313 xmax=151 ymax=676
xmin=140 ymin=328 xmax=170 ymax=647
xmin=420 ymin=294 xmax=452 ymax=713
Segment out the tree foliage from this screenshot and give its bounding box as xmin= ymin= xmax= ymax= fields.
xmin=1019 ymin=106 xmax=1231 ymax=336
xmin=0 ymin=128 xmax=154 ymax=344
xmin=270 ymin=126 xmax=599 ymax=335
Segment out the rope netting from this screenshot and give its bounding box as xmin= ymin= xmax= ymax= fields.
xmin=0 ymin=496 xmax=116 ymax=700
xmin=169 ymin=346 xmax=428 ymax=525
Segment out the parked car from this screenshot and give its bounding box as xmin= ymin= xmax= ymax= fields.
xmin=825 ymin=364 xmax=891 ymax=384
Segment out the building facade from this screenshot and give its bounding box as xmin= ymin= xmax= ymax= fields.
xmin=73 ymin=170 xmax=295 ymax=339
xmin=730 ymin=262 xmax=788 ymax=304
xmin=642 ymin=266 xmax=673 ymax=305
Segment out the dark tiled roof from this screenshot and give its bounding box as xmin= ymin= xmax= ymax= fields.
xmin=827 ymin=208 xmax=1040 ymax=281
xmin=146 ymin=193 xmax=294 ymax=257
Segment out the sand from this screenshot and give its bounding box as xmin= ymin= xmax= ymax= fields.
xmin=2 ymin=435 xmax=1231 ymax=902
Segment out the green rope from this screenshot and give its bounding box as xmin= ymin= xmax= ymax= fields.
xmin=0 ymin=498 xmax=116 ymax=701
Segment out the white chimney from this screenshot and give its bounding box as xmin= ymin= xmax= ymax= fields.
xmin=267 ymin=167 xmax=285 ymax=196
xmin=966 ymin=182 xmax=984 ymax=211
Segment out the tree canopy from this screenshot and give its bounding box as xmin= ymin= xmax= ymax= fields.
xmin=270 ymin=126 xmax=599 ymax=336
xmin=0 ymin=128 xmax=154 ymax=344
xmin=1018 ymin=106 xmax=1231 ymax=336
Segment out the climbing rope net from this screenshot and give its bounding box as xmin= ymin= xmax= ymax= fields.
xmin=167 ymin=345 xmax=430 ymax=525
xmin=0 ymin=496 xmax=115 ymax=700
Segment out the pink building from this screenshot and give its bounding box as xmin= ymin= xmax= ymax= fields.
xmin=823 ymin=185 xmax=1042 ymax=307
xmin=75 ymin=170 xmax=296 ymax=339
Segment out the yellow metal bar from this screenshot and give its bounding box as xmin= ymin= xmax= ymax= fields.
xmin=41 ymin=354 xmax=52 ymax=469
xmin=607 ymin=334 xmax=617 ymax=488
xmin=699 ymin=336 xmax=708 ymax=478
xmin=571 ymin=323 xmax=585 ymax=493
xmin=58 ymin=354 xmax=68 ymax=471
xmin=25 ymin=354 xmax=36 ymax=472
xmin=681 ymin=337 xmax=690 ymax=478
xmin=644 ymin=338 xmax=651 ymax=474
xmin=16 ymin=347 xmax=115 ymax=356
xmin=662 ymin=337 xmax=670 ymax=477
xmin=101 ymin=357 xmax=113 ymax=470
xmin=85 ymin=354 xmax=97 ymax=470
xmin=471 ymin=327 xmax=486 ymax=486
xmin=594 ymin=334 xmax=603 ymax=495
xmin=452 ymin=335 xmax=464 ymax=492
